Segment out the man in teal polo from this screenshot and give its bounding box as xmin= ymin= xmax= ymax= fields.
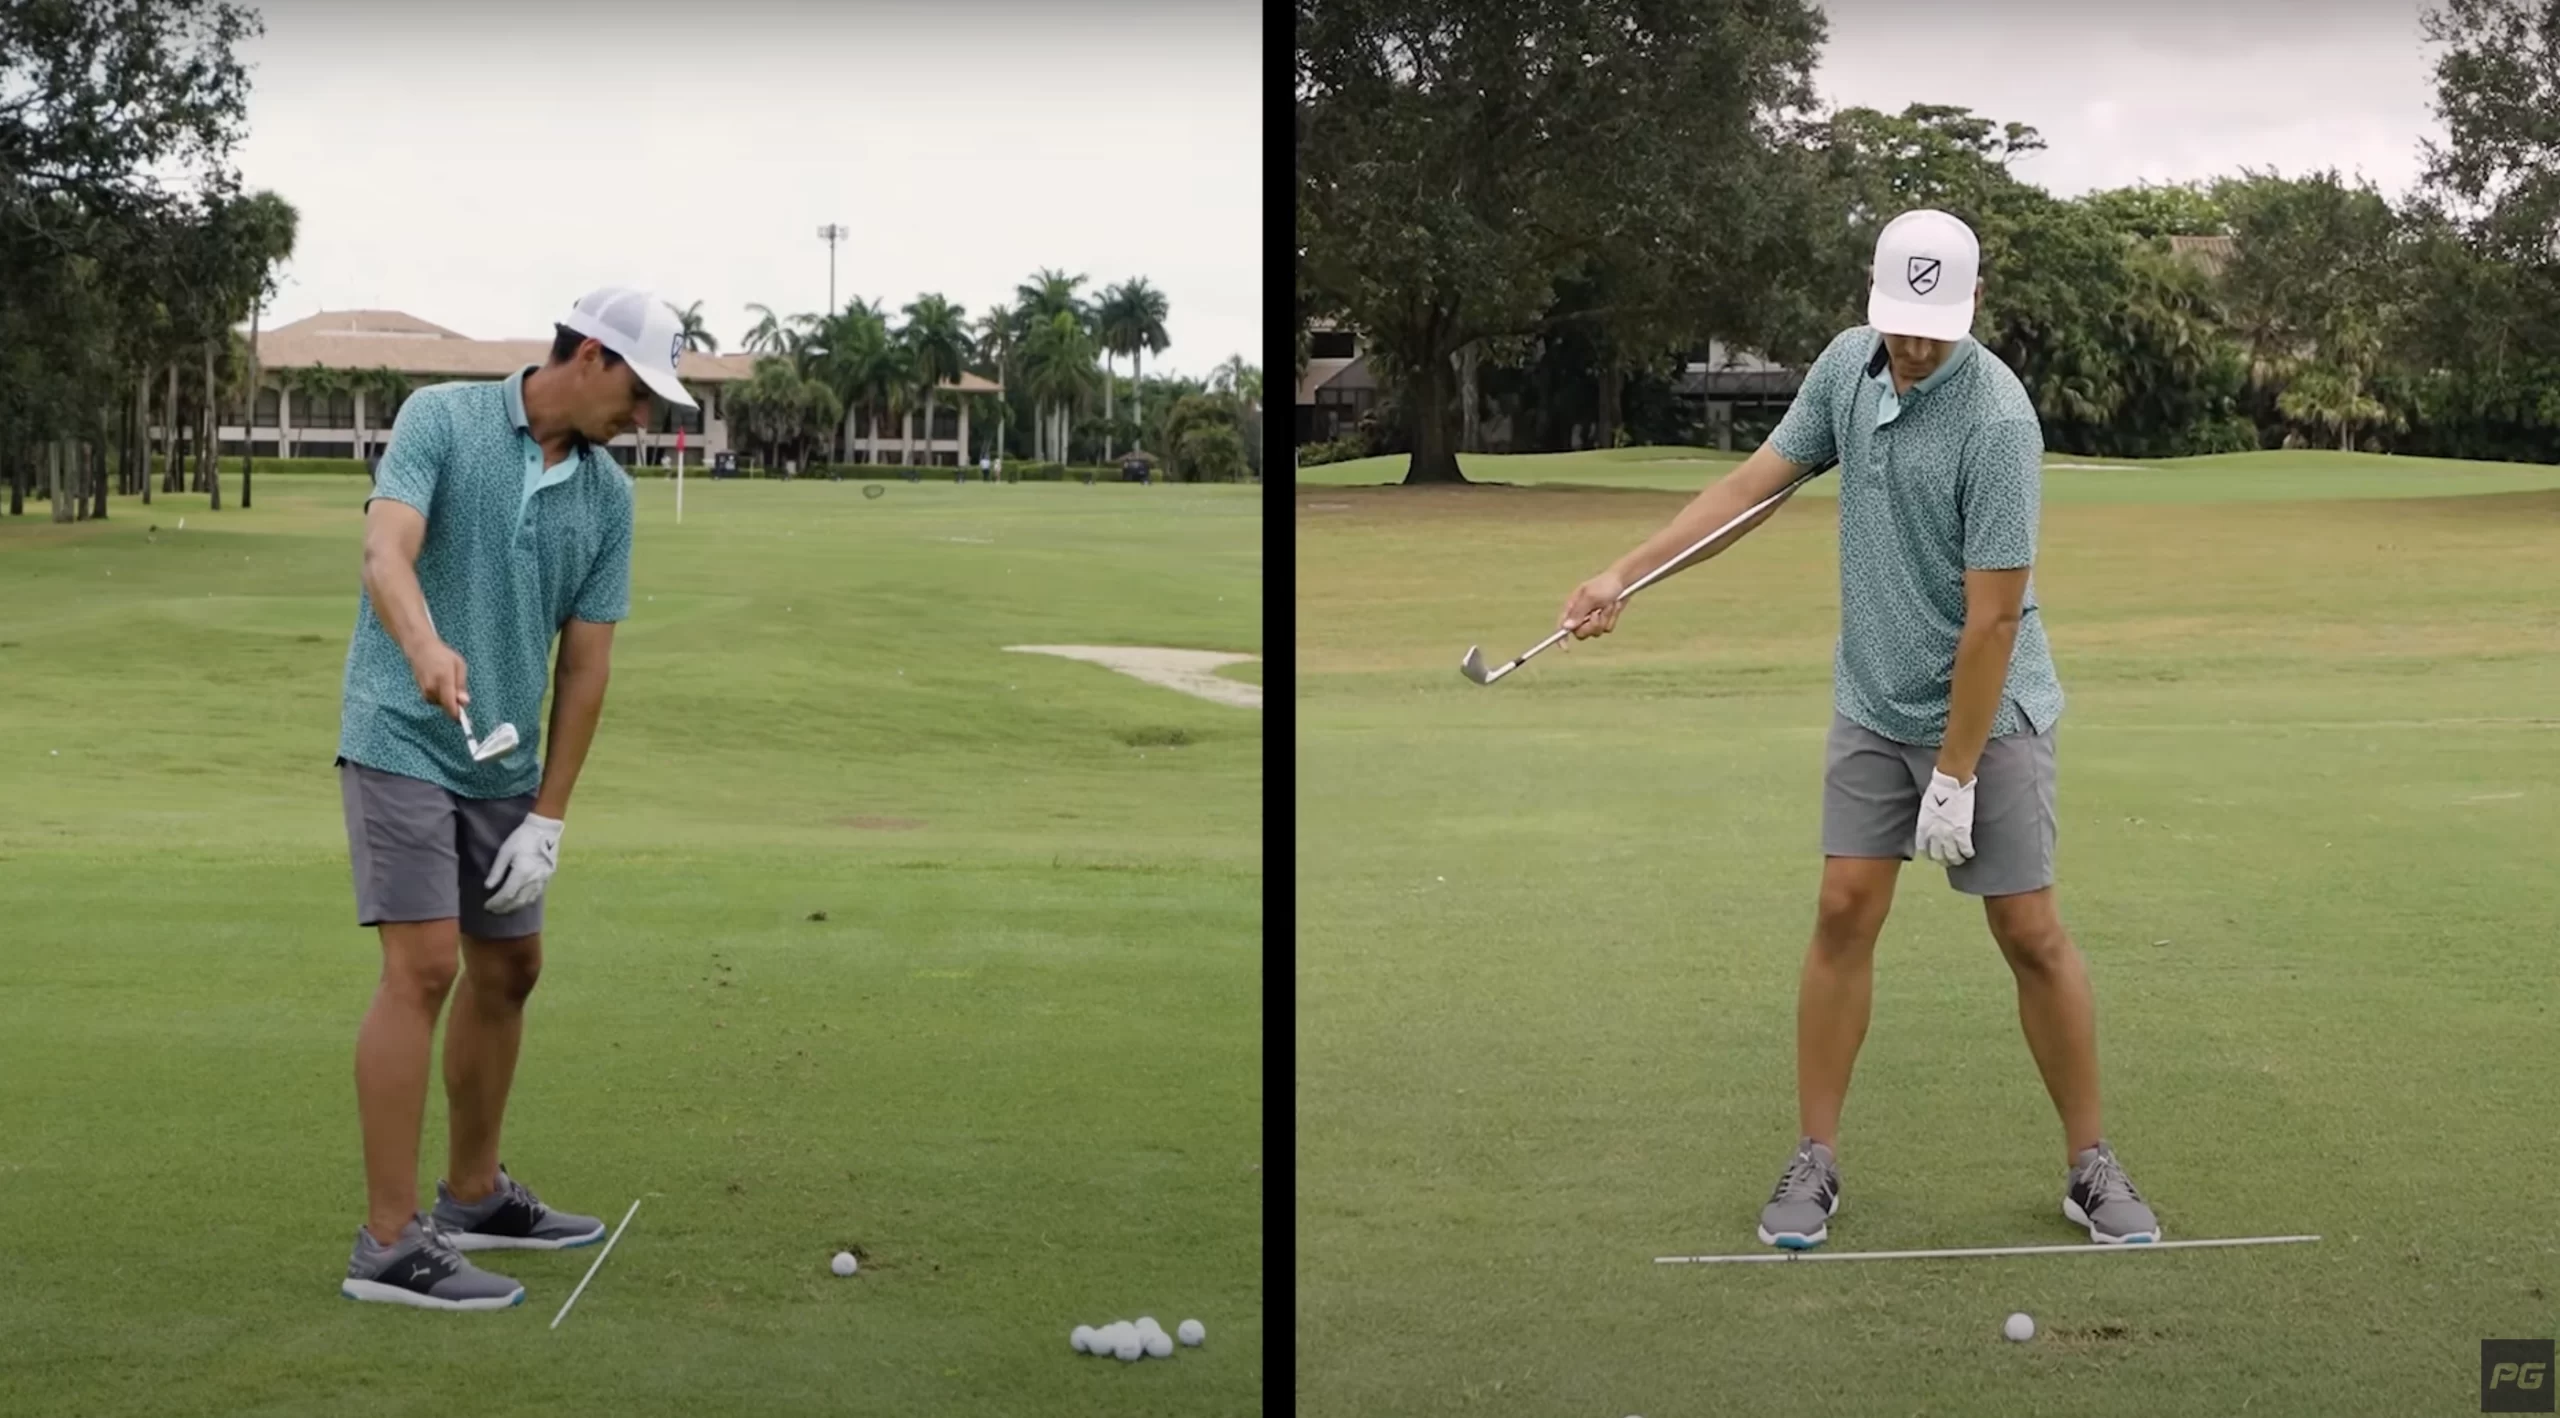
xmin=1559 ymin=210 xmax=2161 ymax=1251
xmin=334 ymin=287 xmax=693 ymax=1309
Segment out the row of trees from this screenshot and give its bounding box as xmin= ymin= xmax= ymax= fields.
xmin=696 ymin=275 xmax=1262 ymax=483
xmin=1 ymin=0 xmax=297 ymax=520
xmin=1296 ymin=0 xmax=2560 ymax=480
xmin=3 ymin=0 xmax=1263 ymax=520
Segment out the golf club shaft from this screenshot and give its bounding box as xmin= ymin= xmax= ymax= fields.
xmin=1609 ymin=456 xmax=1837 ymax=609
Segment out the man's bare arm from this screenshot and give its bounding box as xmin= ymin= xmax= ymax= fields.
xmin=361 ymin=499 xmax=471 ymax=719
xmin=534 ymin=619 xmax=614 ymax=821
xmin=1606 ymin=440 xmax=1818 ymax=587
xmin=1938 ymin=566 xmax=2030 ymax=782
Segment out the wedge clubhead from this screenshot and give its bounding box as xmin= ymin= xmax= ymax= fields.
xmin=1459 ymin=630 xmax=1571 ymax=685
xmin=458 ymin=706 xmax=520 ymax=763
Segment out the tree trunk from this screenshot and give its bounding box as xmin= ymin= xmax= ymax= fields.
xmin=1102 ymin=352 xmax=1115 ymax=460
xmin=1459 ymin=342 xmax=1483 ymax=454
xmin=8 ymin=435 xmax=22 ymax=516
xmin=244 ymin=303 xmax=260 ymax=508
xmin=90 ymin=422 xmax=107 ymax=520
xmin=49 ymin=439 xmax=70 ymax=523
xmin=1401 ymin=347 xmax=1467 ymax=483
xmin=921 ymin=389 xmax=936 ymax=469
xmin=202 ymin=344 xmax=222 ymax=508
xmin=162 ymin=362 xmax=180 ymax=494
xmin=1131 ymin=349 xmax=1144 ymax=446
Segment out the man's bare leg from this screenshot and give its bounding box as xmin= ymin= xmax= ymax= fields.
xmin=1983 ymin=888 xmax=2103 ymax=1164
xmin=1796 ymin=856 xmax=1903 ymax=1151
xmin=442 ymin=932 xmax=542 ymax=1205
xmin=355 ymin=920 xmax=461 ymax=1246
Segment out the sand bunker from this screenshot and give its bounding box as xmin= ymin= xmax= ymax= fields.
xmin=1004 ymin=645 xmax=1261 ymax=709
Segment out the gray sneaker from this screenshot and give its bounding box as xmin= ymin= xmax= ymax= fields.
xmin=1757 ymin=1138 xmax=1840 ymax=1249
xmin=2064 ymin=1141 xmax=2161 ymax=1244
xmin=341 ymin=1215 xmax=526 ymax=1310
xmin=431 ymin=1164 xmax=606 ymax=1251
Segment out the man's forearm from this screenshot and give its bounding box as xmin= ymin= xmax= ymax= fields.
xmin=361 ymin=551 xmax=438 ymax=663
xmin=532 ymin=663 xmax=609 ymax=819
xmin=1607 ymin=446 xmax=1809 ymax=586
xmin=1937 ymin=615 xmax=2018 ymax=781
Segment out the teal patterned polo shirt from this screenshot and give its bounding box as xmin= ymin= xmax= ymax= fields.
xmin=338 ymin=365 xmax=635 ymax=798
xmin=1766 ymin=326 xmax=2063 ymax=748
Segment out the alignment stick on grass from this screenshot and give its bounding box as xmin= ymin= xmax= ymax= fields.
xmin=550 ymin=1197 xmax=644 ymax=1329
xmin=1655 ymin=1234 xmax=2321 ymax=1265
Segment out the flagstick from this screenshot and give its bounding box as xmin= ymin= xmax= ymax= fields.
xmin=551 ymin=1197 xmax=643 ymax=1329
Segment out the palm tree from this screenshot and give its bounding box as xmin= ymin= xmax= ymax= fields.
xmin=1095 ymin=282 xmax=1135 ymax=458
xmin=1022 ymin=310 xmax=1099 ymax=464
xmin=974 ymin=302 xmax=1017 ymax=461
xmin=667 ymin=300 xmax=719 ymax=354
xmin=810 ymin=298 xmax=887 ymax=462
xmin=1112 ymin=276 xmax=1171 ymax=438
xmin=1213 ymin=355 xmax=1262 ymax=476
xmin=900 ymin=293 xmax=971 ymax=470
xmin=1015 ymin=267 xmax=1088 ymax=326
xmin=741 ymin=303 xmax=786 ymax=356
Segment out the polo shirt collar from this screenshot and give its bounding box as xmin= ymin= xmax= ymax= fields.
xmin=1871 ymin=333 xmax=1977 ymax=398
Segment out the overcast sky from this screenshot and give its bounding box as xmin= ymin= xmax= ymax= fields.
xmin=235 ymin=0 xmax=1262 ymax=380
xmin=1809 ymin=0 xmax=2442 ymax=202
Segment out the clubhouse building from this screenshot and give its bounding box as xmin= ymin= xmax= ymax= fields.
xmin=241 ymin=309 xmax=1002 ymax=468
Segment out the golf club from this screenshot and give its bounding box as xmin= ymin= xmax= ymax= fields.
xmin=1458 ymin=456 xmax=1839 ymax=685
xmin=420 ymin=606 xmax=519 ymax=761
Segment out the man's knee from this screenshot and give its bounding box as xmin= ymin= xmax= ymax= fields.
xmin=1986 ymin=893 xmax=2072 ymax=974
xmin=462 ymin=934 xmax=542 ymax=1006
xmin=1812 ymin=862 xmax=1896 ymax=958
xmin=379 ymin=922 xmax=462 ymax=1006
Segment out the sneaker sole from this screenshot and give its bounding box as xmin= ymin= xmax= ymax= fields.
xmin=1758 ymin=1193 xmax=1840 ymax=1250
xmin=340 ymin=1278 xmax=526 ymax=1311
xmin=2062 ymin=1196 xmax=2161 ymax=1245
xmin=442 ymin=1225 xmax=607 ymax=1252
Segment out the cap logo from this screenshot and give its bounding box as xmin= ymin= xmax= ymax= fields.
xmin=668 ymin=333 xmax=682 ymax=368
xmin=1906 ymin=256 xmax=1942 ymax=295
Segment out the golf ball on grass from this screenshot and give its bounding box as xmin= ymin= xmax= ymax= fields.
xmin=1071 ymin=1325 xmax=1096 ymax=1353
xmin=1143 ymin=1330 xmax=1173 ymax=1358
xmin=1113 ymin=1331 xmax=1143 ymax=1362
xmin=1178 ymin=1319 xmax=1204 ymax=1346
xmin=830 ymin=1251 xmax=858 ymax=1277
xmin=2004 ymin=1312 xmax=2035 ymax=1342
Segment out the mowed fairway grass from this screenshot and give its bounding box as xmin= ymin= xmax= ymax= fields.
xmin=0 ymin=474 xmax=1261 ymax=1417
xmin=1297 ymin=450 xmax=2560 ymax=1416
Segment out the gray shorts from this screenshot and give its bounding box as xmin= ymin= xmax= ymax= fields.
xmin=1820 ymin=712 xmax=2057 ymax=897
xmin=338 ymin=758 xmax=544 ymax=939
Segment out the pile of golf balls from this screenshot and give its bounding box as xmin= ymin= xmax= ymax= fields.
xmin=1070 ymin=1316 xmax=1205 ymax=1361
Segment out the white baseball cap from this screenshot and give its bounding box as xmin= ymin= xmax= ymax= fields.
xmin=1867 ymin=209 xmax=1980 ymax=342
xmin=559 ymin=286 xmax=699 ymax=408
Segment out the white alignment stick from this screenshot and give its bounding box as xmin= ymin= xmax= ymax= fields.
xmin=551 ymin=1197 xmax=644 ymax=1329
xmin=1656 ymin=1234 xmax=2321 ymax=1265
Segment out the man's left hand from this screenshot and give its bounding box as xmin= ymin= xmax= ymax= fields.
xmin=1914 ymin=771 xmax=1977 ymax=866
xmin=485 ymin=813 xmax=564 ymax=915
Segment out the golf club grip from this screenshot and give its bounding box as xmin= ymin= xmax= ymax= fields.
xmin=1615 ymin=456 xmax=1837 ymax=605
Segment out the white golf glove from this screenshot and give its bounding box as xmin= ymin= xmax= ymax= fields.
xmin=1913 ymin=771 xmax=1978 ymax=866
xmin=484 ymin=813 xmax=564 ymax=915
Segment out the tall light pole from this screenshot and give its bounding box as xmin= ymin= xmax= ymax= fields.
xmin=817 ymin=223 xmax=847 ymax=314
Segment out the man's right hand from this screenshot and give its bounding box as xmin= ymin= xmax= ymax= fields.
xmin=1560 ymin=570 xmax=1631 ymax=640
xmin=410 ymin=642 xmax=470 ymax=721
